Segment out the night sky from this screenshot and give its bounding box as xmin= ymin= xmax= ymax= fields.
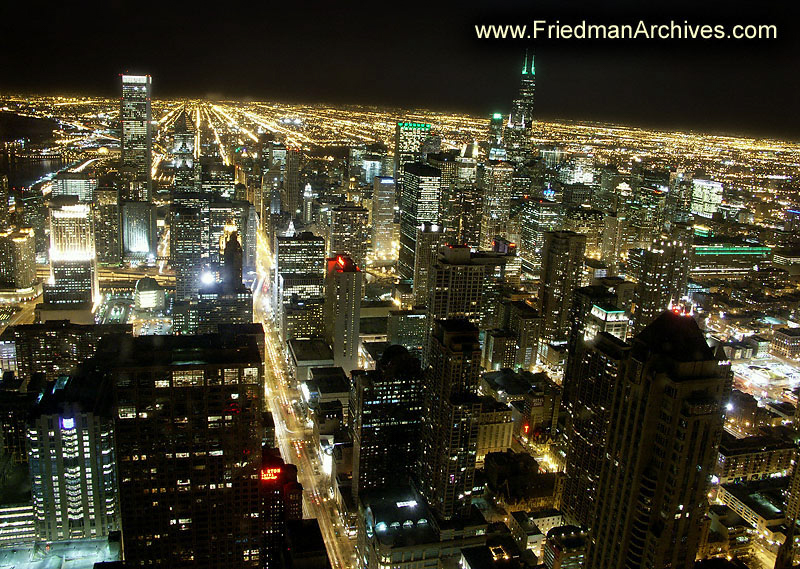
xmin=2 ymin=1 xmax=799 ymax=139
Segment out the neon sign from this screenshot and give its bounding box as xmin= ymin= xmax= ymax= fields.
xmin=261 ymin=467 xmax=281 ymax=482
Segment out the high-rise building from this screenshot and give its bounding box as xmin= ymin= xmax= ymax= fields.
xmin=0 ymin=227 xmax=36 ymax=290
xmin=93 ymin=187 xmax=121 ymax=264
xmin=629 ymin=238 xmax=691 ymax=333
xmin=302 ymin=183 xmax=314 ymax=224
xmin=690 ymin=178 xmax=724 ymax=219
xmin=478 ymin=161 xmax=514 ymax=249
xmin=52 ymin=172 xmax=96 ymax=203
xmin=538 ymin=231 xmax=586 ymax=344
xmin=350 ymin=345 xmax=423 ymax=501
xmin=588 ymin=312 xmax=731 ymax=568
xmin=427 ymin=245 xmax=507 ymax=332
xmin=120 ymin=74 xmax=152 ymax=200
xmin=418 ymin=319 xmax=482 ymax=520
xmin=324 ymin=255 xmax=362 ymax=373
xmin=171 ymin=108 xmax=196 ymax=192
xmin=0 ymin=174 xmax=9 ymax=230
xmin=520 ymin=199 xmax=563 ymax=277
xmin=371 ymin=176 xmax=395 ymax=260
xmin=398 ymin=163 xmax=441 ymax=280
xmin=44 ymin=197 xmax=98 ymax=308
xmin=329 ymin=204 xmax=369 ymax=269
xmin=504 ymin=52 xmax=536 ymax=163
xmin=121 ymin=200 xmax=156 ymax=260
xmin=172 ymin=206 xmax=204 ymax=301
xmin=393 ymin=122 xmax=431 ymax=189
xmin=104 ymin=330 xmax=265 ymax=568
xmin=27 ymin=373 xmax=120 ymax=541
xmin=561 ymin=331 xmax=629 ymax=527
xmin=412 ymin=222 xmax=446 ymax=307
xmin=284 ymin=148 xmax=302 ymax=217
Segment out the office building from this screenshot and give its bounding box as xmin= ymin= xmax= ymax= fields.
xmin=27 ymin=373 xmax=119 ymax=541
xmin=350 ymin=345 xmax=423 ymax=501
xmin=120 ymin=74 xmax=152 ymax=200
xmin=324 ymin=255 xmax=362 ymax=373
xmin=398 ymin=163 xmax=441 ymax=280
xmin=42 ymin=198 xmax=98 ymax=315
xmin=418 ymin=319 xmax=482 ymax=520
xmin=393 ymin=122 xmax=431 ymax=188
xmin=629 ymin=238 xmax=691 ymax=333
xmin=691 ymin=178 xmax=724 ymax=219
xmin=0 ymin=228 xmax=36 ymax=290
xmin=504 ymin=52 xmax=536 ymax=163
xmin=587 ymin=312 xmax=731 ymax=568
xmin=520 ymin=200 xmax=563 ymax=277
xmin=412 ymin=222 xmax=446 ymax=307
xmin=386 ymin=309 xmax=427 ymax=359
xmin=0 ymin=321 xmax=131 ymax=390
xmin=330 ymin=204 xmax=369 ymax=269
xmin=478 ymin=160 xmax=514 ymax=249
xmin=542 ymin=526 xmax=588 ymax=569
xmin=93 ymin=187 xmax=121 ymax=264
xmin=371 ymin=176 xmax=395 ymax=260
xmin=103 ymin=330 xmax=265 ymax=567
xmin=172 ymin=206 xmax=204 ymax=301
xmin=121 ymin=200 xmax=156 ymax=260
xmin=538 ymin=231 xmax=586 ymax=344
xmin=284 ymin=148 xmax=302 ymax=217
xmin=261 ymin=448 xmax=304 ymax=568
xmin=52 ymin=171 xmax=96 ymax=203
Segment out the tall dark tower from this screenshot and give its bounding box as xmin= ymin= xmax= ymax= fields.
xmin=504 ymin=51 xmax=536 ymax=163
xmin=223 ymin=231 xmax=243 ymax=291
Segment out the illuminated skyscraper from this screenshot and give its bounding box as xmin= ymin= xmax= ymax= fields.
xmin=171 ymin=206 xmax=203 ymax=301
xmin=504 ymin=52 xmax=535 ymax=163
xmin=284 ymin=148 xmax=302 ymax=217
xmin=690 ymin=178 xmax=724 ymax=219
xmin=330 ymin=203 xmax=369 ymax=269
xmin=393 ymin=121 xmax=431 ymax=188
xmin=324 ymin=255 xmax=362 ymax=373
xmin=629 ymin=237 xmax=691 ymax=333
xmin=587 ymin=312 xmax=730 ymax=568
xmin=478 ymin=160 xmax=514 ymax=249
xmin=121 ymin=200 xmax=157 ymax=260
xmin=538 ymin=231 xmax=586 ymax=344
xmin=120 ymin=74 xmax=152 ymax=200
xmin=302 ymin=183 xmax=314 ymax=224
xmin=412 ymin=222 xmax=446 ymax=307
xmin=52 ymin=172 xmax=96 ymax=203
xmin=27 ymin=373 xmax=119 ymax=542
xmin=0 ymin=227 xmax=36 ymax=290
xmin=371 ymin=176 xmax=395 ymax=260
xmin=93 ymin=187 xmax=121 ymax=264
xmin=398 ymin=163 xmax=441 ymax=281
xmin=171 ymin=108 xmax=195 ymax=192
xmin=45 ymin=197 xmax=98 ymax=308
xmin=520 ymin=199 xmax=563 ymax=277
xmin=260 ymin=449 xmax=304 ymax=568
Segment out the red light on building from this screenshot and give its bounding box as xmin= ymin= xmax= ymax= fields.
xmin=261 ymin=467 xmax=281 ymax=482
xmin=337 ymin=256 xmax=345 ymax=267
xmin=522 ymin=424 xmax=530 ymax=434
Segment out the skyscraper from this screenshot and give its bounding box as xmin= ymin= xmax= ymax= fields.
xmin=478 ymin=160 xmax=514 ymax=249
xmin=284 ymin=148 xmax=302 ymax=217
xmin=196 ymin=232 xmax=253 ymax=333
xmin=324 ymin=255 xmax=362 ymax=373
xmin=588 ymin=312 xmax=731 ymax=568
xmin=93 ymin=187 xmax=121 ymax=264
xmin=172 ymin=206 xmax=204 ymax=301
xmin=27 ymin=373 xmax=120 ymax=541
xmin=418 ymin=319 xmax=482 ymax=520
xmin=371 ymin=176 xmax=395 ymax=260
xmin=393 ymin=121 xmax=431 ymax=189
xmin=398 ymin=163 xmax=441 ymax=281
xmin=350 ymin=345 xmax=423 ymax=501
xmin=504 ymin=52 xmax=535 ymax=163
xmin=329 ymin=203 xmax=369 ymax=269
xmin=105 ymin=331 xmax=265 ymax=568
xmin=412 ymin=222 xmax=446 ymax=307
xmin=0 ymin=227 xmax=36 ymax=290
xmin=41 ymin=197 xmax=98 ymax=317
xmin=629 ymin=237 xmax=691 ymax=333
xmin=120 ymin=74 xmax=152 ymax=201
xmin=538 ymin=231 xmax=586 ymax=344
